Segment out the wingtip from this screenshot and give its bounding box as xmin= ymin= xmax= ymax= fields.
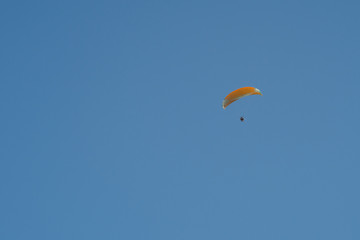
xmin=222 ymin=100 xmax=227 ymax=109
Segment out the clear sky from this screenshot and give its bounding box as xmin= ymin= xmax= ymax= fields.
xmin=1 ymin=0 xmax=360 ymax=239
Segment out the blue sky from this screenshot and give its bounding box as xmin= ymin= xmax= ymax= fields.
xmin=1 ymin=0 xmax=360 ymax=239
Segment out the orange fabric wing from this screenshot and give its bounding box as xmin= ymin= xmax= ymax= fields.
xmin=222 ymin=87 xmax=262 ymax=109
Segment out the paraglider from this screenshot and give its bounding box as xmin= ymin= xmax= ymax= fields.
xmin=222 ymin=87 xmax=262 ymax=109
xmin=222 ymin=87 xmax=262 ymax=121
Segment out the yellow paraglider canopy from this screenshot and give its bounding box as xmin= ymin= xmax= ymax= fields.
xmin=222 ymin=87 xmax=262 ymax=109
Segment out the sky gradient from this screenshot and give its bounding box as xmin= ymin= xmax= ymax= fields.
xmin=1 ymin=0 xmax=360 ymax=239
